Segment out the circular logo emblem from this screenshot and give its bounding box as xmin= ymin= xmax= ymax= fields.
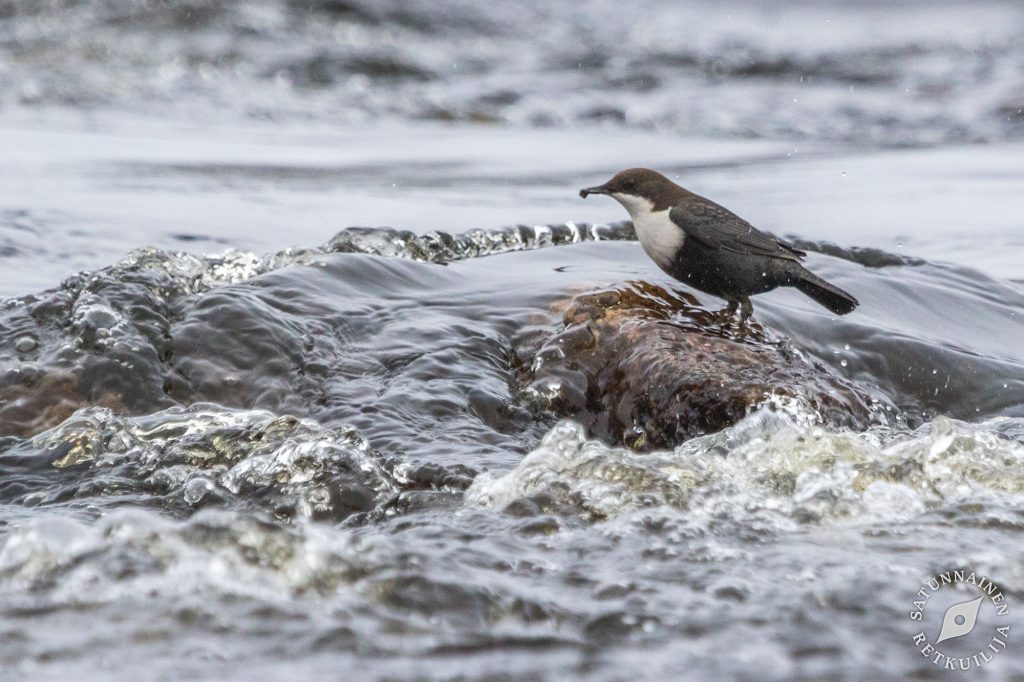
xmin=910 ymin=569 xmax=1011 ymax=671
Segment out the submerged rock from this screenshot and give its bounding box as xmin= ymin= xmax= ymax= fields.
xmin=516 ymin=282 xmax=897 ymax=450
xmin=0 ymin=222 xmax=633 ymax=439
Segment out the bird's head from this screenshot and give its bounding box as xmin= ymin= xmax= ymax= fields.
xmin=579 ymin=168 xmax=684 ymax=216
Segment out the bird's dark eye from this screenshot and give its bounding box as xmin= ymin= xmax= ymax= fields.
xmin=623 ymin=179 xmax=636 ymax=191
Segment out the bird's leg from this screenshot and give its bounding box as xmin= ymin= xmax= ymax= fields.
xmin=719 ymin=299 xmax=738 ymax=324
xmin=736 ymin=297 xmax=753 ymax=335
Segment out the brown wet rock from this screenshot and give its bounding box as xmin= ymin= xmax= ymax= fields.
xmin=516 ymin=282 xmax=896 ymax=450
xmin=0 ymin=260 xmax=184 ymax=438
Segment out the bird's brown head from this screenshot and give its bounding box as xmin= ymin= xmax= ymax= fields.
xmin=579 ymin=168 xmax=688 ymax=212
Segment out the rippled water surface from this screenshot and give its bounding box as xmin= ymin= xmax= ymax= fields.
xmin=2 ymin=1 xmax=1024 ymax=680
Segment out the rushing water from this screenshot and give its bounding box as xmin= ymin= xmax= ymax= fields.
xmin=2 ymin=1 xmax=1024 ymax=680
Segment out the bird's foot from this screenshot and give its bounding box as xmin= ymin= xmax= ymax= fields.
xmin=716 ymin=301 xmax=739 ymax=327
xmin=730 ymin=298 xmax=753 ymax=339
xmin=738 ymin=297 xmax=753 ymax=324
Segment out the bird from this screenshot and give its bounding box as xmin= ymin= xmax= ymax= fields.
xmin=579 ymin=168 xmax=858 ymax=326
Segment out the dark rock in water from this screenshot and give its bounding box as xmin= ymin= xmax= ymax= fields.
xmin=0 ymin=252 xmax=189 ymax=438
xmin=516 ymin=282 xmax=896 ymax=450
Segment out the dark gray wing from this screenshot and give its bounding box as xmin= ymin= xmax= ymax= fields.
xmin=669 ymin=196 xmax=805 ymax=261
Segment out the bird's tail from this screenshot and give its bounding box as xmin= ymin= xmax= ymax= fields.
xmin=794 ymin=270 xmax=859 ymax=315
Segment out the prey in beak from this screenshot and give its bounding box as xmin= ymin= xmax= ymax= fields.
xmin=579 ymin=186 xmax=609 ymax=199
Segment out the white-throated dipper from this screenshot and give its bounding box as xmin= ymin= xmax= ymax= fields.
xmin=580 ymin=168 xmax=858 ymax=324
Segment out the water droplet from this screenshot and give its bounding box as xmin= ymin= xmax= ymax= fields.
xmin=840 ymin=359 xmax=848 ymax=367
xmin=844 ymin=344 xmax=850 ymax=351
xmin=14 ymin=336 xmax=37 ymax=353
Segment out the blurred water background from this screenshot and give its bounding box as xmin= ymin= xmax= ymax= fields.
xmin=1 ymin=1 xmax=1023 ymax=679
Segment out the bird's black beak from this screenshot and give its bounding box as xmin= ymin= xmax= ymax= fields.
xmin=579 ymin=185 xmax=609 ymax=199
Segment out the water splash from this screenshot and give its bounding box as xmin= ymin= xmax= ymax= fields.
xmin=324 ymin=222 xmax=635 ymax=264
xmin=5 ymin=404 xmax=402 ymax=522
xmin=468 ymin=408 xmax=1024 ymax=527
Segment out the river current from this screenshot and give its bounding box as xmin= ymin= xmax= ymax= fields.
xmin=2 ymin=1 xmax=1024 ymax=679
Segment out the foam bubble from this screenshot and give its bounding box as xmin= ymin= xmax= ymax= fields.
xmin=468 ymin=408 xmax=1024 ymax=528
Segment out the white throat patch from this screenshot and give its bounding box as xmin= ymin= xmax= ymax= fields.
xmin=612 ymin=193 xmax=684 ymax=271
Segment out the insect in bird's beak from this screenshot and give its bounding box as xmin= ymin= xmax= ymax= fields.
xmin=579 ymin=185 xmax=609 ymax=199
